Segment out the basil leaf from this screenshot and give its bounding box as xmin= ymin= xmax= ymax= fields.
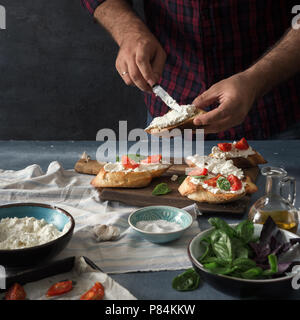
xmin=210 ymin=230 xmax=233 ymax=263
xmin=201 ymin=256 xmax=230 ymax=267
xmin=231 ymin=238 xmax=249 ymax=259
xmin=262 ymin=254 xmax=278 ymax=276
xmin=191 ymin=175 xmax=207 ymax=179
xmin=172 ymin=268 xmax=200 ymax=291
xmin=241 ymin=267 xmax=263 ymax=279
xmin=127 ymin=154 xmax=146 ymax=162
xmin=152 ymin=183 xmax=172 ymax=196
xmin=198 ymin=238 xmax=212 ymax=262
xmin=235 ymin=220 xmax=254 ymax=243
xmin=203 ymin=262 xmax=238 ymax=275
xmin=116 ymin=156 xmax=120 ymax=162
xmin=232 ymin=258 xmax=257 ymax=272
xmin=216 ymin=177 xmax=231 ymax=191
xmin=208 ymin=217 xmax=236 ymax=238
xmin=178 ymin=175 xmax=187 ymax=185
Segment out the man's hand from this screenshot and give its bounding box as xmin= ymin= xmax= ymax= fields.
xmin=94 ymin=0 xmax=166 ymax=93
xmin=192 ymin=72 xmax=258 ymax=134
xmin=115 ymin=31 xmax=166 ymax=92
xmin=193 ymin=25 xmax=300 ymax=134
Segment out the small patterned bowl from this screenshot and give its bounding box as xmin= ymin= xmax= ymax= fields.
xmin=128 ymin=206 xmax=193 ymax=244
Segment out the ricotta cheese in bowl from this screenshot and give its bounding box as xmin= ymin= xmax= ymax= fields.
xmin=0 ymin=216 xmax=70 ymax=250
xmin=0 ymin=203 xmax=75 ymax=267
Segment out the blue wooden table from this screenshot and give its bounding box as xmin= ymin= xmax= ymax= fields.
xmin=0 ymin=140 xmax=299 ymax=300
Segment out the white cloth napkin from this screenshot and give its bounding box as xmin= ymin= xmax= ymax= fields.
xmin=0 ymin=162 xmax=200 ymax=273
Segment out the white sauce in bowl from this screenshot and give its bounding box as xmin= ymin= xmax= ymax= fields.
xmin=136 ymin=220 xmax=183 ymax=233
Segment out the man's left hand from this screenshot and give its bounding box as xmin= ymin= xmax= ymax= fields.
xmin=192 ymin=72 xmax=258 ymax=134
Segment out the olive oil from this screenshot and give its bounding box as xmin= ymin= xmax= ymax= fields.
xmin=254 ymin=210 xmax=298 ymax=234
xmin=248 ymin=167 xmax=298 ymax=234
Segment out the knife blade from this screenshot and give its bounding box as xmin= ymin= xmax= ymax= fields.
xmin=152 ymin=85 xmax=183 ymax=113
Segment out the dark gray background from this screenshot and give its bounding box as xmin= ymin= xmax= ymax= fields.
xmin=0 ymin=0 xmax=146 ymax=140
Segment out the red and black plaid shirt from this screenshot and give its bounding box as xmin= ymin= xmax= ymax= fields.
xmin=81 ymin=0 xmax=300 ymax=140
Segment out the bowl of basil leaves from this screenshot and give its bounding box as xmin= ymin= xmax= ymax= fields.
xmin=188 ymin=216 xmax=300 ymax=297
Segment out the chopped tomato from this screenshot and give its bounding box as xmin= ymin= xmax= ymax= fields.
xmin=218 ymin=143 xmax=232 ymax=152
xmin=227 ymin=174 xmax=242 ymax=191
xmin=235 ymin=138 xmax=249 ymax=150
xmin=46 ymin=280 xmax=73 ymax=297
xmin=80 ymin=282 xmax=105 ymax=300
xmin=140 ymin=154 xmax=162 ymax=164
xmin=121 ymin=155 xmax=140 ymax=169
xmin=188 ymin=168 xmax=208 ymax=176
xmin=5 ymin=283 xmax=26 ymax=300
xmin=204 ymin=174 xmax=223 ymax=187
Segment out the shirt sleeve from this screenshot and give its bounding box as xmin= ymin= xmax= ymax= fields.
xmin=80 ymin=0 xmax=105 ymax=16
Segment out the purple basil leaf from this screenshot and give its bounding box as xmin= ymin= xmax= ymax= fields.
xmin=277 ymin=263 xmax=292 ymax=274
xmin=250 ymin=242 xmax=271 ymax=263
xmin=249 ymin=217 xmax=300 ymax=277
xmin=259 ymin=216 xmax=278 ymax=245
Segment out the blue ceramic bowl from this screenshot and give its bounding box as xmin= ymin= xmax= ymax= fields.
xmin=128 ymin=206 xmax=193 ymax=244
xmin=0 ymin=203 xmax=75 ymax=267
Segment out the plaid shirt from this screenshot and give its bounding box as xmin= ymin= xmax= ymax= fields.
xmin=81 ymin=0 xmax=300 ymax=140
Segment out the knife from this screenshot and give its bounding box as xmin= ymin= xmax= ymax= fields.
xmin=152 ymin=85 xmax=183 ymax=113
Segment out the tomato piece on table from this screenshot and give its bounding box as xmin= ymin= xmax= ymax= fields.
xmin=227 ymin=174 xmax=243 ymax=191
xmin=121 ymin=155 xmax=140 ymax=169
xmin=140 ymin=154 xmax=162 ymax=164
xmin=80 ymin=282 xmax=105 ymax=300
xmin=234 ymin=138 xmax=249 ymax=150
xmin=46 ymin=280 xmax=73 ymax=297
xmin=5 ymin=283 xmax=26 ymax=300
xmin=217 ymin=143 xmax=232 ymax=152
xmin=188 ymin=168 xmax=208 ymax=176
xmin=204 ymin=174 xmax=223 ymax=187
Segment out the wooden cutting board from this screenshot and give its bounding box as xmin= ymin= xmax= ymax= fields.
xmin=98 ymin=165 xmax=259 ymax=214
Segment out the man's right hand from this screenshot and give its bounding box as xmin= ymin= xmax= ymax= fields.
xmin=115 ymin=32 xmax=166 ymax=93
xmin=94 ymin=0 xmax=166 ymax=93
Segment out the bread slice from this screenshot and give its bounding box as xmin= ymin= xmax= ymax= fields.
xmin=145 ymin=109 xmax=207 ymax=135
xmin=90 ymin=164 xmax=171 ymax=188
xmin=178 ymin=175 xmax=257 ymax=204
xmin=91 ymin=168 xmax=153 ymax=188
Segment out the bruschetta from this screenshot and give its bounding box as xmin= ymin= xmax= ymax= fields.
xmin=209 ymin=138 xmax=267 ymax=168
xmin=145 ymin=106 xmax=206 ymax=135
xmin=179 ymin=156 xmax=258 ymax=204
xmin=90 ymin=155 xmax=171 ymax=188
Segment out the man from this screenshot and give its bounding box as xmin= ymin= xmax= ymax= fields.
xmin=81 ymin=0 xmax=300 ymax=139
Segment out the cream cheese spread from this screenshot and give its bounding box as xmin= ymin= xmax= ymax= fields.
xmin=103 ymin=162 xmax=169 ymax=173
xmin=211 ymin=142 xmax=255 ymax=159
xmin=145 ymin=104 xmax=197 ymax=130
xmin=186 ymin=155 xmax=244 ymax=180
xmin=0 ymin=217 xmax=70 ymax=250
xmin=186 ymin=155 xmax=245 ymax=194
